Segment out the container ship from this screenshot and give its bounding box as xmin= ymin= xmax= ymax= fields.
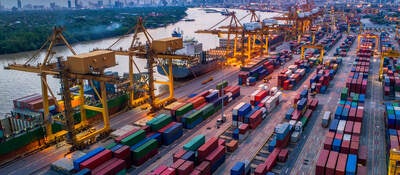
xmin=157 ymin=32 xmax=284 ymax=80
xmin=157 ymin=31 xmax=225 ymax=80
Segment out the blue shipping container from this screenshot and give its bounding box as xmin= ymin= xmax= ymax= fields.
xmin=110 ymin=144 xmax=123 ymax=152
xmin=329 ymin=119 xmax=339 ymax=132
xmin=184 ymin=117 xmax=203 ymax=129
xmin=233 ymin=128 xmax=239 ymax=140
xmin=163 ymin=123 xmax=183 ymax=145
xmin=332 ymin=139 xmax=342 ymax=152
xmin=346 ymin=154 xmax=357 ymax=175
xmin=148 ymin=132 xmax=162 ymax=145
xmin=182 ymin=150 xmax=196 ymax=162
xmin=286 ymin=107 xmax=295 ymax=120
xmin=75 ymin=168 xmax=91 ymax=175
xmin=335 ymin=105 xmax=343 ymax=119
xmin=206 ymin=92 xmax=219 ymax=103
xmin=231 ymin=162 xmax=245 ymax=175
xmin=238 ymin=103 xmax=252 ymax=117
xmin=268 ymin=137 xmax=276 ymax=152
xmin=73 ymin=147 xmax=105 ymax=171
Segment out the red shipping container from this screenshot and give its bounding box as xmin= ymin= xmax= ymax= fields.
xmin=249 ymin=111 xmax=262 ymax=129
xmin=114 ymin=145 xmax=131 ymax=167
xmin=198 ymin=137 xmax=218 ymax=162
xmin=196 ymin=90 xmax=210 ymax=98
xmin=264 ymin=148 xmax=280 ymax=172
xmin=195 ymin=161 xmax=211 ymax=175
xmin=177 ymin=161 xmax=194 ymax=175
xmin=190 ymin=169 xmax=202 ymax=175
xmin=218 ymin=139 xmax=226 ymax=146
xmin=304 ymin=109 xmax=313 ymax=119
xmin=255 ymin=90 xmax=269 ymax=102
xmin=278 ymin=148 xmax=289 ymax=162
xmin=205 ymin=146 xmax=225 ymax=165
xmin=161 ymin=168 xmax=177 ymax=175
xmin=227 ymin=86 xmax=240 ymax=95
xmin=352 ymin=135 xmax=360 ymax=142
xmin=341 ymin=140 xmax=350 ymax=154
xmin=95 ymin=158 xmax=125 ymax=175
xmin=195 ymin=103 xmax=207 ymax=111
xmin=358 ymin=145 xmax=367 ymax=165
xmin=115 ymin=128 xmax=140 ymax=143
xmin=150 ymin=165 xmax=168 ymax=175
xmin=335 ymin=133 xmax=343 ymax=140
xmin=276 ymin=132 xmax=290 ymax=148
xmin=324 ymin=137 xmax=333 ymax=150
xmin=353 ymin=122 xmax=361 ymax=136
xmin=254 ymin=163 xmax=267 ymax=175
xmin=173 ymin=149 xmax=187 ymax=162
xmin=80 ymin=149 xmax=113 ymax=170
xmin=325 ymin=151 xmax=338 ymax=175
xmin=344 ymin=121 xmax=353 ymax=134
xmin=191 ymin=97 xmax=206 ymax=109
xmin=171 ymin=159 xmax=186 ymax=170
xmin=315 ymin=149 xmax=329 ymax=175
xmin=350 ymin=141 xmax=359 ymax=154
xmin=291 ymin=110 xmax=301 ymax=121
xmin=91 ymin=158 xmax=116 ymax=175
xmin=239 ymin=124 xmax=249 ymax=134
xmin=349 ymin=108 xmax=356 ymax=119
xmin=356 ymin=108 xmax=363 ymax=122
xmin=326 ymin=131 xmax=335 ymax=138
xmin=335 ymin=153 xmax=348 ymax=175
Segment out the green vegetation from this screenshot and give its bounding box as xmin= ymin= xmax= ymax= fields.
xmin=0 ymin=7 xmax=187 ymax=54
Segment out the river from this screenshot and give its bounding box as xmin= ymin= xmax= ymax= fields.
xmin=0 ymin=8 xmax=280 ymax=114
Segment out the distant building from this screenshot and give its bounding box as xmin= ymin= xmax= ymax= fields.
xmin=98 ymin=0 xmax=104 ymax=7
xmin=17 ymin=0 xmax=22 ymax=8
xmin=75 ymin=0 xmax=80 ymax=8
xmin=50 ymin=2 xmax=56 ymax=8
xmin=68 ymin=0 xmax=72 ymax=8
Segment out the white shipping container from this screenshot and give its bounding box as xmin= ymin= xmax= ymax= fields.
xmin=270 ymin=87 xmax=278 ymax=95
xmin=291 ymin=131 xmax=300 ymax=143
xmin=262 ymin=19 xmax=278 ymax=26
xmin=233 ymin=102 xmax=245 ymax=116
xmin=1 ymin=118 xmax=12 ymax=136
xmin=259 ymin=107 xmax=267 ymax=119
xmin=243 ymin=22 xmax=261 ymax=31
xmin=343 ymin=134 xmax=352 ymax=141
xmin=297 ymin=69 xmax=306 ymax=76
xmin=260 ymin=96 xmax=271 ymax=107
xmin=285 ymin=70 xmax=292 ymax=77
xmin=110 ymin=124 xmax=138 ymax=138
xmin=337 ymin=120 xmax=346 ymax=133
xmin=394 ymin=106 xmax=400 ymax=111
xmin=274 ymin=92 xmax=282 ymax=103
xmin=288 ymin=65 xmax=298 ymax=71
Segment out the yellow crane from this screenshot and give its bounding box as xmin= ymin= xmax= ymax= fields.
xmin=5 ymin=27 xmax=117 ymax=149
xmin=102 ymin=17 xmax=193 ymax=112
xmin=357 ymin=33 xmax=379 ymax=52
xmin=379 ymin=50 xmax=400 ymax=81
xmin=389 ymin=148 xmax=400 ymax=175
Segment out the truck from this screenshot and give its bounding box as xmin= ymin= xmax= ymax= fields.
xmin=322 ymin=111 xmax=331 ymax=128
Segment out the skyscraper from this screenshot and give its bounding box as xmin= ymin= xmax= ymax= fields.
xmin=17 ymin=0 xmax=22 ymax=8
xmin=75 ymin=0 xmax=79 ymax=8
xmin=68 ymin=0 xmax=72 ymax=8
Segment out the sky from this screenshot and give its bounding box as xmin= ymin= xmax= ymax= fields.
xmin=0 ymin=0 xmax=127 ymax=8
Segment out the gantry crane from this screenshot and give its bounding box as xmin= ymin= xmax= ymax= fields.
xmin=389 ymin=148 xmax=400 ymax=175
xmin=196 ymin=10 xmax=243 ymax=65
xmin=357 ymin=33 xmax=380 ymax=52
xmin=4 ymin=27 xmax=117 ymax=149
xmin=102 ymin=17 xmax=191 ymax=112
xmin=379 ymin=50 xmax=400 ymax=81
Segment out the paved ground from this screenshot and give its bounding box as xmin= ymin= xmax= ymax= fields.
xmin=289 ymin=33 xmax=355 ymax=175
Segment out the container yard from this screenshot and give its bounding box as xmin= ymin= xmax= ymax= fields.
xmin=0 ymin=2 xmax=399 ymax=175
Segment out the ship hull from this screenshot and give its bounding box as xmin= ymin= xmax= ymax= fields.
xmin=157 ymin=61 xmax=220 ymax=80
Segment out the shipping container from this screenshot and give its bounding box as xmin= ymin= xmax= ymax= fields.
xmin=80 ymin=149 xmax=113 ymax=170
xmin=231 ymin=162 xmax=245 ymax=175
xmin=177 ymin=161 xmax=194 ymax=175
xmin=326 ymin=151 xmax=338 ymax=175
xmin=336 ymin=153 xmax=348 ymax=175
xmin=346 ymin=154 xmax=357 ymax=175
xmin=315 ymin=149 xmax=329 ymax=175
xmin=198 ymin=137 xmax=218 ymax=162
xmin=74 ymin=147 xmax=105 ymax=171
xmin=121 ymin=129 xmax=146 ymax=146
xmin=184 ymin=135 xmax=205 ymax=151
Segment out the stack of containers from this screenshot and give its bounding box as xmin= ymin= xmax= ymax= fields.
xmin=151 ymin=135 xmax=226 ymax=174
xmin=315 ymin=39 xmax=372 ymax=173
xmin=334 ymin=35 xmax=355 ymax=57
xmin=385 ymin=103 xmax=400 ymax=158
xmin=278 ymin=61 xmax=309 ymax=90
xmin=309 ymin=58 xmax=342 ymax=94
xmin=71 ymin=147 xmax=128 ymax=174
xmin=254 ymin=148 xmax=281 ymax=175
xmin=381 ymin=57 xmax=400 ymax=98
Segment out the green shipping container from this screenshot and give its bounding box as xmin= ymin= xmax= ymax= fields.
xmin=353 ymin=94 xmax=359 ymax=102
xmin=146 ymin=113 xmax=168 ymax=126
xmin=393 ymin=103 xmax=399 ymax=107
xmin=216 ymin=80 xmax=228 ymax=90
xmin=150 ymin=115 xmax=172 ymax=131
xmin=121 ymin=130 xmax=145 ymax=146
xmin=132 ymin=139 xmax=158 ymax=160
xmin=185 ymin=110 xmax=203 ymax=124
xmin=176 ymin=103 xmax=194 ymax=117
xmin=340 ymin=87 xmax=348 ymax=100
xmin=105 ymin=142 xmax=117 ymax=149
xmin=300 ymin=117 xmax=308 ymax=127
xmin=183 ymin=134 xmax=205 ymax=151
xmin=51 ymin=122 xmax=64 ymax=134
xmin=116 ymin=169 xmax=127 ymax=175
xmin=201 ymin=104 xmax=215 ymax=120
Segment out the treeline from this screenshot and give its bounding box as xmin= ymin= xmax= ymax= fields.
xmin=0 ymin=7 xmax=187 ymax=54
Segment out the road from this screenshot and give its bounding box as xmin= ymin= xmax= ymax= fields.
xmin=289 ymin=33 xmax=355 ymax=174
